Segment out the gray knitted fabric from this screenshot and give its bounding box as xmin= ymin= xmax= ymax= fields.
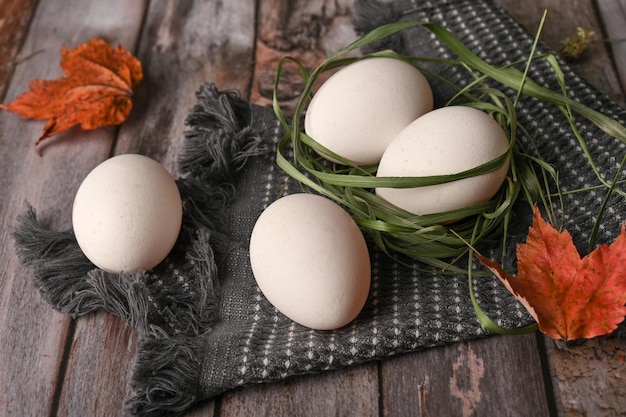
xmin=12 ymin=1 xmax=626 ymax=416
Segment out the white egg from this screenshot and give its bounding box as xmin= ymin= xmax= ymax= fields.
xmin=376 ymin=106 xmax=511 ymax=216
xmin=72 ymin=154 xmax=183 ymax=274
xmin=249 ymin=193 xmax=371 ymax=330
xmin=304 ymin=57 xmax=433 ymax=166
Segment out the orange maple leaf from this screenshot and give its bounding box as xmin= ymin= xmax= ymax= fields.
xmin=478 ymin=206 xmax=626 ymax=341
xmin=0 ymin=38 xmax=142 ymax=154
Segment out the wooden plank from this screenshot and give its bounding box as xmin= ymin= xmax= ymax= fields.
xmin=0 ymin=0 xmax=258 ymax=414
xmin=496 ymin=1 xmax=626 ymax=416
xmin=0 ymin=1 xmax=147 ymax=416
xmin=496 ymin=0 xmax=625 ymax=107
xmin=250 ymin=0 xmax=359 ymax=114
xmin=109 ymin=0 xmax=256 ymax=415
xmin=114 ymin=0 xmax=260 ymax=171
xmin=0 ymin=276 xmax=70 ymax=417
xmin=219 ymin=363 xmax=379 ymax=417
xmin=56 ymin=312 xmax=140 ymax=416
xmin=33 ymin=1 xmax=148 ymax=414
xmin=0 ymin=0 xmax=38 ymax=98
xmin=381 ymin=335 xmax=551 ymax=417
xmin=597 ymin=0 xmax=626 ymax=102
xmin=56 ymin=0 xmax=258 ymax=413
xmin=545 ymin=336 xmax=626 ymax=416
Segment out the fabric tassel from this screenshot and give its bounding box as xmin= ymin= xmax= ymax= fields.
xmin=126 ymin=83 xmax=268 ymax=415
xmin=179 ymin=83 xmax=267 ymax=183
xmin=13 ymin=206 xmax=98 ymax=316
xmin=13 ymin=83 xmax=269 ymax=416
xmin=126 ymin=336 xmax=205 ymax=417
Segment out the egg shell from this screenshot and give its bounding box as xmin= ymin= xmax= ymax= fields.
xmin=72 ymin=154 xmax=183 ymax=274
xmin=304 ymin=57 xmax=433 ymax=166
xmin=249 ymin=193 xmax=371 ymax=330
xmin=376 ymin=106 xmax=511 ymax=216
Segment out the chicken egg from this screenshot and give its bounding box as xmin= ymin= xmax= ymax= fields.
xmin=376 ymin=106 xmax=511 ymax=216
xmin=304 ymin=57 xmax=433 ymax=165
xmin=72 ymin=154 xmax=183 ymax=274
xmin=249 ymin=193 xmax=371 ymax=330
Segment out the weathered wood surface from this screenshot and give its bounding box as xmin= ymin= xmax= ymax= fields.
xmin=497 ymin=3 xmax=626 ymax=416
xmin=0 ymin=0 xmax=38 ymax=98
xmin=498 ymin=0 xmax=625 ymax=107
xmin=0 ymin=1 xmax=145 ymax=416
xmin=598 ymin=0 xmax=626 ymax=106
xmin=251 ymin=0 xmax=358 ymax=113
xmin=0 ymin=1 xmax=624 ymax=416
xmin=380 ymin=334 xmax=553 ymax=417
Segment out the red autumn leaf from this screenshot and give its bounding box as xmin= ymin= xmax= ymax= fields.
xmin=478 ymin=206 xmax=626 ymax=341
xmin=0 ymin=38 xmax=142 ymax=154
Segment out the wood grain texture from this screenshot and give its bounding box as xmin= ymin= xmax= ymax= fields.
xmin=0 ymin=1 xmax=146 ymax=416
xmin=250 ymin=0 xmax=358 ymax=113
xmin=115 ymin=0 xmax=256 ymax=414
xmin=219 ymin=362 xmax=379 ymax=417
xmin=597 ymin=0 xmax=626 ymax=99
xmin=381 ymin=335 xmax=551 ymax=417
xmin=56 ymin=312 xmax=139 ymax=416
xmin=40 ymin=0 xmax=148 ymax=414
xmin=115 ymin=0 xmax=257 ymax=172
xmin=496 ymin=0 xmax=625 ymax=106
xmin=0 ymin=0 xmax=38 ymax=98
xmin=496 ymin=1 xmax=626 ymax=416
xmin=547 ymin=337 xmax=626 ymax=417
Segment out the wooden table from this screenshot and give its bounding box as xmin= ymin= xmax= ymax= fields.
xmin=1 ymin=0 xmax=625 ymax=416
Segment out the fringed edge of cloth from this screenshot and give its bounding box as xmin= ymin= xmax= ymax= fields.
xmin=126 ymin=84 xmax=267 ymax=416
xmin=12 ymin=83 xmax=268 ymax=417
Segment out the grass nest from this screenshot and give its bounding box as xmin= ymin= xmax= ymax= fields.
xmin=271 ymin=17 xmax=626 ymax=275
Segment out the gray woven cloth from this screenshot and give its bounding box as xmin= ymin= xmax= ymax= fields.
xmin=12 ymin=1 xmax=626 ymax=416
